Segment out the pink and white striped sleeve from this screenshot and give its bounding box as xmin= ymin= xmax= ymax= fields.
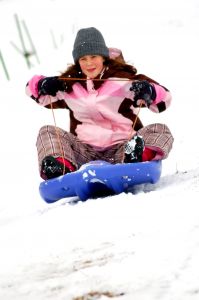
xmin=25 ymin=75 xmax=45 ymax=99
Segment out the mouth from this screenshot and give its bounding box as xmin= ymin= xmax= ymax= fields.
xmin=87 ymin=68 xmax=96 ymax=73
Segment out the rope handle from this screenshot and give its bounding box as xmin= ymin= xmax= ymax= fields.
xmin=59 ymin=77 xmax=132 ymax=82
xmin=49 ymin=96 xmax=66 ymax=175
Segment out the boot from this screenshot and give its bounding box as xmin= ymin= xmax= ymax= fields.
xmin=41 ymin=156 xmax=75 ymax=180
xmin=124 ymin=135 xmax=145 ymax=163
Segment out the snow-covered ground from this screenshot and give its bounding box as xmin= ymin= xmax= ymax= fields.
xmin=0 ymin=0 xmax=199 ymax=299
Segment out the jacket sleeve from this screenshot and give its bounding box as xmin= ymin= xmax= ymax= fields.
xmin=149 ymin=83 xmax=172 ymax=113
xmin=130 ymin=74 xmax=172 ymax=113
xmin=25 ymin=75 xmax=68 ymax=109
xmin=25 ymin=75 xmax=45 ymax=101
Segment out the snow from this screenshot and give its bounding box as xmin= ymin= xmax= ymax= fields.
xmin=0 ymin=0 xmax=199 ymax=299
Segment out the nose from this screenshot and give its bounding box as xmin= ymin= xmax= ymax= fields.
xmin=85 ymin=57 xmax=93 ymax=65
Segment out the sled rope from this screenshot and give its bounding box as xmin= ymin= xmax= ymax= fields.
xmin=59 ymin=77 xmax=132 ymax=82
xmin=49 ymin=96 xmax=66 ymax=175
xmin=121 ymin=101 xmax=142 ymax=163
xmin=130 ymin=102 xmax=142 ymax=137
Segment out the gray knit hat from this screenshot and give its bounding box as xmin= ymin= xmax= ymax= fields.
xmin=72 ymin=27 xmax=109 ymax=63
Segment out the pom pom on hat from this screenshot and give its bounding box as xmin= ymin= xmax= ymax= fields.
xmin=109 ymin=47 xmax=125 ymax=63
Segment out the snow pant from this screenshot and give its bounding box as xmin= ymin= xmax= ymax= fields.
xmin=36 ymin=123 xmax=174 ymax=173
xmin=138 ymin=123 xmax=174 ymax=160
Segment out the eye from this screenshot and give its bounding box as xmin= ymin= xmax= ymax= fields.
xmin=79 ymin=57 xmax=84 ymax=61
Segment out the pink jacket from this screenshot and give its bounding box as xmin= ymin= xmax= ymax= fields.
xmin=26 ymin=75 xmax=172 ymax=149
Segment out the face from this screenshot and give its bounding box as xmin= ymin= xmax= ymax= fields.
xmin=78 ymin=55 xmax=105 ymax=79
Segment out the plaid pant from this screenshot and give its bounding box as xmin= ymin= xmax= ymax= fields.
xmin=36 ymin=123 xmax=174 ymax=172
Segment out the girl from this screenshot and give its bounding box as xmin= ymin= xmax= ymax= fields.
xmin=26 ymin=27 xmax=174 ymax=180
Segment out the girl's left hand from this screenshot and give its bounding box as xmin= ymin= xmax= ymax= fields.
xmin=130 ymin=80 xmax=156 ymax=107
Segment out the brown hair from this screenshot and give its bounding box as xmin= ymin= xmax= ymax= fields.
xmin=59 ymin=58 xmax=137 ymax=92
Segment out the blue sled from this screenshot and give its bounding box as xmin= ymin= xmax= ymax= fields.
xmin=39 ymin=160 xmax=162 ymax=203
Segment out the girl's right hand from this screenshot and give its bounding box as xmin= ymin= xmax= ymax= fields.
xmin=38 ymin=76 xmax=67 ymax=96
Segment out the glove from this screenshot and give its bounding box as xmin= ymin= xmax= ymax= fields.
xmin=130 ymin=80 xmax=156 ymax=107
xmin=38 ymin=76 xmax=67 ymax=96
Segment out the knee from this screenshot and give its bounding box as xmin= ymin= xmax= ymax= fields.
xmin=38 ymin=125 xmax=55 ymax=135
